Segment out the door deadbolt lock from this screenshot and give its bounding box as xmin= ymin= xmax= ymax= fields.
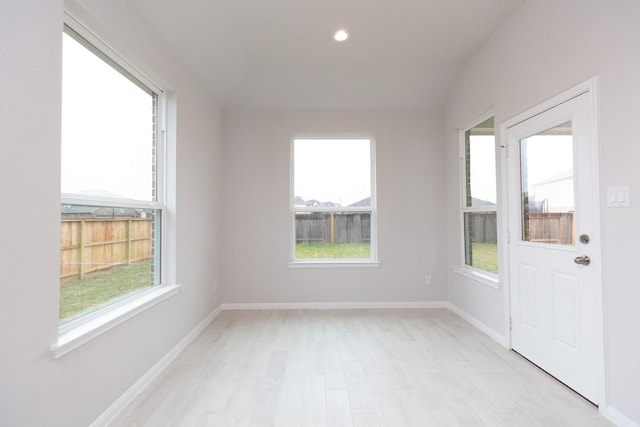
xmin=579 ymin=234 xmax=590 ymax=244
xmin=574 ymin=255 xmax=591 ymax=266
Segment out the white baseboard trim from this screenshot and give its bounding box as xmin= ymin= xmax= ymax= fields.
xmin=220 ymin=301 xmax=449 ymax=310
xmin=603 ymin=405 xmax=640 ymax=427
xmin=90 ymin=306 xmax=223 ymax=427
xmin=447 ymin=303 xmax=509 ymax=348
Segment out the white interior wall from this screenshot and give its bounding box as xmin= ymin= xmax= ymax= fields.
xmin=221 ymin=110 xmax=447 ymax=305
xmin=4 ymin=0 xmax=640 ymax=425
xmin=0 ymin=1 xmax=223 ymax=426
xmin=445 ymin=0 xmax=640 ymax=423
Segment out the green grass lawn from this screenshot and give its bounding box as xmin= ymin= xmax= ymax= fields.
xmin=60 ymin=243 xmax=491 ymax=321
xmin=471 ymin=242 xmax=498 ymax=274
xmin=60 ymin=260 xmax=153 ymax=321
xmin=296 ymin=243 xmax=371 ymax=259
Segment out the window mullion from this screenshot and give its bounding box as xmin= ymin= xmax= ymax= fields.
xmin=293 ymin=207 xmax=373 ymax=213
xmin=61 ymin=195 xmax=161 ymax=210
xmin=462 ymin=206 xmax=497 ymax=213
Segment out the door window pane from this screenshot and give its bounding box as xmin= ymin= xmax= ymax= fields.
xmin=520 ymin=121 xmax=575 ymax=245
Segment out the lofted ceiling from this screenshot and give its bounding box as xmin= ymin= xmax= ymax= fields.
xmin=127 ymin=0 xmax=524 ymax=111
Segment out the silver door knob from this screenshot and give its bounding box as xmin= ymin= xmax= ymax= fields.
xmin=574 ymin=255 xmax=591 ymax=266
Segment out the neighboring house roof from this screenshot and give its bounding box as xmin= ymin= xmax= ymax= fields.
xmin=471 ymin=197 xmax=496 ymax=207
xmin=293 ymin=197 xmax=342 ymax=208
xmin=348 ymin=197 xmax=371 ymax=207
xmin=61 ymin=205 xmax=141 ymax=218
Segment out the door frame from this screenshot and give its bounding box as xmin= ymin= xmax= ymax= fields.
xmin=499 ymin=77 xmax=607 ymax=409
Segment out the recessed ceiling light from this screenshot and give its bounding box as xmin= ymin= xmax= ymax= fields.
xmin=333 ymin=29 xmax=349 ymax=42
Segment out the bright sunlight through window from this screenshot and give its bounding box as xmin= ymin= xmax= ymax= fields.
xmin=60 ymin=25 xmax=163 ymax=323
xmin=292 ymin=138 xmax=377 ymax=263
xmin=462 ymin=117 xmax=498 ymax=274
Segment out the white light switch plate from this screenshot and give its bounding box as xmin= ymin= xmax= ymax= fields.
xmin=607 ymin=186 xmax=630 ymax=207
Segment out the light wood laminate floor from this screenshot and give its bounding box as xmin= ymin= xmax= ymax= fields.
xmin=111 ymin=309 xmax=612 ymax=426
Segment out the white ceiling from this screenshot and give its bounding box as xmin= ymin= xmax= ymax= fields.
xmin=127 ymin=0 xmax=524 ymax=110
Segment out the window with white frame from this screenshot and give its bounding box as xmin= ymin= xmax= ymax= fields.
xmin=59 ymin=24 xmax=165 ymax=322
xmin=291 ymin=137 xmax=377 ymax=264
xmin=461 ymin=116 xmax=498 ymax=274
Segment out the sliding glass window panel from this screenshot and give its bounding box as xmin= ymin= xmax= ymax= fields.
xmin=294 ymin=211 xmax=372 ymax=259
xmin=61 ymin=28 xmax=157 ymax=202
xmin=294 ymin=139 xmax=371 ymax=207
xmin=59 ymin=205 xmax=161 ymax=322
xmin=465 ymin=117 xmax=497 ymax=208
xmin=464 ymin=211 xmax=498 ymax=273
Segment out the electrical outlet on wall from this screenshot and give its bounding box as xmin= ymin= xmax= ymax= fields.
xmin=424 ymin=275 xmax=432 ymax=286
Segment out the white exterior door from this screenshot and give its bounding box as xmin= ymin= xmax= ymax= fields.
xmin=505 ymin=87 xmax=602 ymax=404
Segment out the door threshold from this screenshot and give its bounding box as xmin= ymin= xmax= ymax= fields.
xmin=511 ymin=349 xmax=597 ymax=407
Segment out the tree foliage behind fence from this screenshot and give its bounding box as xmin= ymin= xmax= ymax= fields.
xmin=295 ymin=212 xmax=371 ymax=244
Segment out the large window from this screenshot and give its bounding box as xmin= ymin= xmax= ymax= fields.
xmin=291 ymin=137 xmax=377 ymax=264
xmin=461 ymin=116 xmax=498 ymax=274
xmin=60 ymin=24 xmax=164 ymax=323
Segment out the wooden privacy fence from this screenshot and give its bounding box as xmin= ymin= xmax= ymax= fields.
xmin=296 ymin=212 xmax=370 ymax=244
xmin=60 ymin=218 xmax=153 ymax=281
xmin=526 ymin=212 xmax=574 ymax=244
xmin=467 ymin=212 xmax=574 ymax=245
xmin=467 ymin=212 xmax=497 ymax=244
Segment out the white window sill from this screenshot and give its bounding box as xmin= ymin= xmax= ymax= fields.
xmin=289 ymin=260 xmax=381 ymax=269
xmin=51 ymin=284 xmax=181 ymax=359
xmin=451 ymin=266 xmax=500 ymax=289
